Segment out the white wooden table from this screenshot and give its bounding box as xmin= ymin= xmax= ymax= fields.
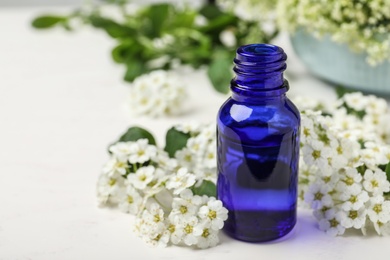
xmin=0 ymin=7 xmax=387 ymax=260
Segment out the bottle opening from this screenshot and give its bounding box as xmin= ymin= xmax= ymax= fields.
xmin=242 ymin=44 xmax=281 ymax=55
xmin=236 ymin=44 xmax=286 ymax=64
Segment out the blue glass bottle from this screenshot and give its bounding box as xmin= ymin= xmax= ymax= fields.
xmin=217 ymin=44 xmax=300 ymax=242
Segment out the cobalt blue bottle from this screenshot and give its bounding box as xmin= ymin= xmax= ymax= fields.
xmin=217 ymin=44 xmax=300 ymax=242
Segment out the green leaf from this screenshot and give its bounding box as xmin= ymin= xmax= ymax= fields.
xmin=117 ymin=126 xmax=156 ymax=145
xmin=199 ymin=14 xmax=238 ymax=34
xmin=199 ymin=4 xmax=223 ymax=20
xmin=111 ymin=40 xmax=141 ymax=64
xmin=386 ymin=162 xmax=390 ymax=182
xmin=207 ymin=50 xmax=233 ymax=94
xmin=124 ymin=60 xmax=147 ymax=82
xmin=164 ymin=127 xmax=191 ymax=157
xmin=89 ymin=15 xmax=135 ymax=38
xmin=108 ymin=126 xmax=156 ymax=153
xmin=149 ymin=4 xmax=171 ymax=37
xmin=335 ymin=86 xmax=354 ymax=99
xmin=191 ymin=180 xmax=217 ymax=197
xmin=31 ymin=15 xmax=66 ymax=29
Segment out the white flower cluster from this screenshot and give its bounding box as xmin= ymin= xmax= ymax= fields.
xmin=277 ymin=0 xmax=390 ymax=65
xmin=174 ymin=122 xmax=217 ymax=184
xmin=217 ymin=0 xmax=277 ymax=22
xmin=298 ymin=92 xmax=390 ymax=236
xmin=135 ymin=189 xmax=227 ymax=248
xmin=96 ymin=125 xmax=227 ymax=248
xmin=129 ymin=70 xmax=187 ymax=117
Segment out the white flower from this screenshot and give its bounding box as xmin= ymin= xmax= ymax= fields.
xmin=318 ymin=209 xmax=346 ymax=236
xmin=338 ymin=186 xmax=369 ymax=211
xmin=169 ymin=219 xmax=184 ymax=245
xmin=102 ymin=157 xmax=128 ymax=176
xmin=340 ymin=208 xmax=367 ymax=229
xmin=367 ymin=196 xmax=390 ymax=223
xmin=193 ymin=221 xmax=220 ymax=249
xmin=302 ymin=140 xmax=332 ymax=175
xmin=126 ymin=166 xmax=155 ymax=190
xmin=96 ymin=172 xmax=124 ymax=206
xmin=171 ymin=191 xmax=200 ymax=220
xmin=336 ymin=167 xmax=363 ymax=191
xmin=198 ymin=197 xmax=228 ymax=230
xmin=204 ymin=145 xmax=217 ymax=169
xmin=219 ymin=29 xmax=237 ymax=47
xmin=135 ymin=204 xmax=170 ymax=248
xmin=143 ymin=203 xmax=165 ymax=224
xmin=304 ymin=182 xmax=332 ymax=210
xmin=152 ymin=150 xmax=178 ymax=172
xmin=128 ymin=139 xmax=157 ymax=164
xmin=187 ymin=137 xmax=207 ymax=157
xmin=373 ymin=221 xmax=390 ymax=236
xmin=166 ymin=168 xmax=196 ymax=195
xmin=170 ymin=197 xmax=200 ymax=221
xmin=342 ymin=92 xmax=367 ymax=111
xmin=128 ymin=70 xmax=187 ymax=117
xmin=301 ymin=116 xmax=317 ymax=143
xmin=142 ymin=168 xmax=169 ymax=197
xmin=362 ymin=142 xmax=389 ymax=166
xmin=363 ymin=169 xmax=390 ymax=195
xmin=118 ymin=185 xmax=142 ymax=215
xmin=174 ymin=121 xmax=202 ymax=134
xmin=175 ymin=216 xmax=200 ymax=246
xmin=195 ymin=168 xmax=217 ymax=184
xmin=109 ymin=142 xmax=133 ymax=160
xmin=144 ymin=229 xmax=171 ymax=248
xmin=175 ymin=148 xmax=196 ymax=169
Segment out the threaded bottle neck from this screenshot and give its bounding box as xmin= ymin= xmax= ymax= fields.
xmin=232 ymin=44 xmax=288 ymax=97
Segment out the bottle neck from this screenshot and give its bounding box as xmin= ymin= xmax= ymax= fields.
xmin=231 ymin=80 xmax=289 ymax=102
xmin=230 ymin=44 xmax=288 ymax=101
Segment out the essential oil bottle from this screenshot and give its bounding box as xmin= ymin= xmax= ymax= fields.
xmin=217 ymin=44 xmax=300 ymax=242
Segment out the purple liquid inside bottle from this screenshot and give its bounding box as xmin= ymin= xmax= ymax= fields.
xmin=217 ymin=44 xmax=300 ymax=242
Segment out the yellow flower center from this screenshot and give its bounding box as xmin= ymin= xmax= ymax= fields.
xmin=344 ymin=177 xmax=354 ymax=186
xmin=115 ymin=161 xmax=126 ymax=168
xmin=208 ymin=210 xmax=217 ymax=220
xmin=312 ymin=150 xmax=321 ymax=159
xmin=139 ymin=175 xmax=147 ymax=181
xmin=108 ymin=178 xmax=116 ymax=186
xmin=154 ymin=214 xmax=161 ymax=223
xmin=207 ymin=152 xmax=214 ymax=159
xmin=371 ymin=180 xmax=379 ymax=188
xmin=314 ymin=192 xmax=323 ymax=201
xmin=127 ymin=196 xmax=134 ymax=204
xmin=337 ymin=146 xmax=343 ymax=155
xmin=180 ymin=206 xmax=188 ymax=214
xmin=153 ymin=234 xmax=162 ymax=242
xmin=303 ymin=127 xmax=310 ymax=137
xmin=349 ymin=211 xmax=358 ymax=220
xmin=202 ymin=228 xmax=210 ymax=238
xmin=349 ymin=195 xmax=358 ymax=203
xmin=184 ymin=224 xmax=193 ymax=234
xmin=330 ymin=218 xmax=339 ymax=228
xmin=168 ymin=224 xmax=175 ymax=233
xmin=373 ymin=204 xmax=382 ymax=214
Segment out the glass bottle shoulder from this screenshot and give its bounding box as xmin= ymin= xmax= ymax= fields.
xmin=217 ymin=96 xmax=300 ymax=144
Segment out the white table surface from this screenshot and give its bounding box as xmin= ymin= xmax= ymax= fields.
xmin=0 ymin=7 xmax=388 ymax=260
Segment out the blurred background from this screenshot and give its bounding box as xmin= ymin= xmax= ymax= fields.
xmin=0 ymin=0 xmax=82 ymax=6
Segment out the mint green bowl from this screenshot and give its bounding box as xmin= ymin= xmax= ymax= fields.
xmin=290 ymin=31 xmax=390 ymax=95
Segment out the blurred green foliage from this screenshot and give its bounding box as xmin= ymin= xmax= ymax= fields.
xmin=32 ymin=1 xmax=277 ymax=93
